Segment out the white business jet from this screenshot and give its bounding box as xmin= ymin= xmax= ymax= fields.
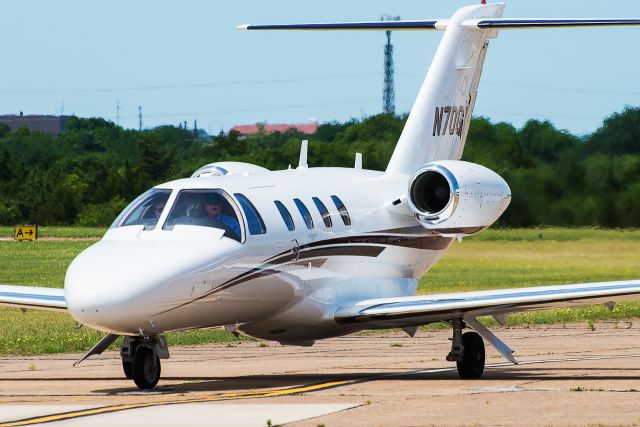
xmin=2 ymin=2 xmax=640 ymax=390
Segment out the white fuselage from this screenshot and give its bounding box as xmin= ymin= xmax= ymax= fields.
xmin=64 ymin=167 xmax=455 ymax=342
xmin=64 ymin=2 xmax=517 ymax=343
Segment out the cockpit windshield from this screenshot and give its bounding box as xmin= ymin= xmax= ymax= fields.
xmin=111 ymin=188 xmax=172 ymax=230
xmin=163 ymin=189 xmax=242 ymax=242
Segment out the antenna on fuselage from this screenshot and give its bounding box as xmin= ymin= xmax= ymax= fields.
xmin=297 ymin=140 xmax=308 ymax=169
xmin=354 ymin=152 xmax=362 ymax=169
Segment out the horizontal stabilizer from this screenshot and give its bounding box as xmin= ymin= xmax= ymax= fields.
xmin=335 ymin=280 xmax=640 ymax=327
xmin=238 ymin=20 xmax=447 ymax=31
xmin=239 ymin=18 xmax=640 ymax=32
xmin=0 ymin=284 xmax=66 ymax=312
xmin=462 ymin=18 xmax=640 ymax=30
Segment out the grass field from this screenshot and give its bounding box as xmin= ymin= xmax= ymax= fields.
xmin=0 ymin=226 xmax=105 ymax=239
xmin=0 ymin=227 xmax=639 ymax=355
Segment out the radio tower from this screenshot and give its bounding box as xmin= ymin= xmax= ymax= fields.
xmin=381 ymin=15 xmax=400 ymax=114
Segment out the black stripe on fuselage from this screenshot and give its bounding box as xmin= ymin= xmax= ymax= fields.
xmin=155 ymin=230 xmax=452 ymax=315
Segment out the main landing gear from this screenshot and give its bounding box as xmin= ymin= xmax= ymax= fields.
xmin=446 ymin=318 xmax=485 ymax=379
xmin=446 ymin=317 xmax=519 ymax=379
xmin=120 ymin=335 xmax=169 ymax=389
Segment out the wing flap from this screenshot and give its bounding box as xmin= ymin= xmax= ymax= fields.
xmin=0 ymin=284 xmax=66 ymax=312
xmin=335 ymin=280 xmax=640 ymax=326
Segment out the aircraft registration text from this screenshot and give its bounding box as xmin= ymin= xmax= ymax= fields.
xmin=433 ymin=105 xmax=467 ymax=137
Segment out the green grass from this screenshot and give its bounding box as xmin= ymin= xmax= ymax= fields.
xmin=0 ymin=226 xmax=106 ymax=239
xmin=422 ymin=239 xmax=640 ymax=293
xmin=0 ymin=240 xmax=93 ymax=287
xmin=0 ymin=227 xmax=639 ymax=355
xmin=468 ymin=227 xmax=640 ymax=242
xmin=0 ymin=308 xmax=247 ymax=355
xmin=420 ymin=233 xmax=640 ymax=326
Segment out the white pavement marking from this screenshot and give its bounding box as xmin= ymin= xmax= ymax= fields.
xmin=0 ymin=404 xmax=359 ymax=427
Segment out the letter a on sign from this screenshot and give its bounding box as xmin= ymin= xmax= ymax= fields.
xmin=14 ymin=225 xmax=38 ymax=241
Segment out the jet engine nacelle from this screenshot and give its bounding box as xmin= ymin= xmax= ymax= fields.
xmin=407 ymin=160 xmax=511 ymax=235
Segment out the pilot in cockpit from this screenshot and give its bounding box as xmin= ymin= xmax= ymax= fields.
xmin=204 ymin=193 xmax=240 ymax=238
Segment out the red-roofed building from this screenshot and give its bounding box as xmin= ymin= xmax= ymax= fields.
xmin=231 ymin=121 xmax=318 ymax=136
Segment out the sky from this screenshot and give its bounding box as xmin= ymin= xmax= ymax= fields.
xmin=3 ymin=1 xmax=640 ymax=136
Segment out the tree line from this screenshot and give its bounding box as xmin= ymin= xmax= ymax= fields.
xmin=0 ymin=109 xmax=639 ymax=227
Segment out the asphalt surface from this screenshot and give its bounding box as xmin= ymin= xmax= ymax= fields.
xmin=1 ymin=322 xmax=639 ymax=426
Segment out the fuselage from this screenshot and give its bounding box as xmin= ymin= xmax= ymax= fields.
xmin=64 ymin=166 xmax=454 ymax=342
xmin=64 ymin=2 xmax=516 ymax=345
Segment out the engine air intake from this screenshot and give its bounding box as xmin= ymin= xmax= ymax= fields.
xmin=410 ymin=170 xmax=451 ymax=214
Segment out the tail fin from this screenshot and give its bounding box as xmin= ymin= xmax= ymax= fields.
xmin=240 ymin=4 xmax=640 ymax=176
xmin=385 ymin=4 xmax=504 ymax=175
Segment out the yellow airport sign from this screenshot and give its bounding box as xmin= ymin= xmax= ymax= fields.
xmin=14 ymin=225 xmax=38 ymax=241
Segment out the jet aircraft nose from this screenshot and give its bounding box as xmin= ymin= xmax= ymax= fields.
xmin=65 ymin=234 xmax=239 ymax=334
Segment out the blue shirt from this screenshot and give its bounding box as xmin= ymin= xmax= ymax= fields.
xmin=215 ymin=213 xmax=241 ymax=238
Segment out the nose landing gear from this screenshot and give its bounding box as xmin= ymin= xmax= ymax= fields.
xmin=120 ymin=335 xmax=169 ymax=389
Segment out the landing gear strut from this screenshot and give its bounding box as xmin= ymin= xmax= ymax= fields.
xmin=446 ymin=318 xmax=485 ymax=379
xmin=120 ymin=335 xmax=169 ymax=389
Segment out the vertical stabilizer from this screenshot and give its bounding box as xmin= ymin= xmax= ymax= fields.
xmin=386 ymin=4 xmax=505 ymax=175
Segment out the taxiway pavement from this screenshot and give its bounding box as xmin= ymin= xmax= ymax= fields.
xmin=0 ymin=322 xmax=639 ymax=426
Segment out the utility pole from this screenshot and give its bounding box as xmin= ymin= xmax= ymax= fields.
xmin=138 ymin=106 xmax=142 ymax=131
xmin=380 ymin=15 xmax=400 ymax=114
xmin=116 ymin=99 xmax=120 ymax=126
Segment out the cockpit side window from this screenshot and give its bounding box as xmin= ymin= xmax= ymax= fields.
xmin=112 ymin=188 xmax=172 ymax=230
xmin=163 ymin=189 xmax=242 ymax=241
xmin=234 ymin=193 xmax=266 ymax=235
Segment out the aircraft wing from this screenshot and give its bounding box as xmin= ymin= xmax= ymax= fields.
xmin=335 ymin=280 xmax=640 ymax=328
xmin=0 ymin=284 xmax=66 ymax=312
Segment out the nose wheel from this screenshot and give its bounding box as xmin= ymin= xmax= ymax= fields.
xmin=133 ymin=346 xmax=161 ymax=389
xmin=122 ymin=359 xmax=134 ymax=379
xmin=120 ymin=335 xmax=169 ymax=390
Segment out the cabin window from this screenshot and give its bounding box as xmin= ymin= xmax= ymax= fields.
xmin=234 ymin=193 xmax=266 ymax=235
xmin=274 ymin=200 xmax=295 ymax=231
xmin=162 ymin=189 xmax=242 ymax=241
xmin=113 ymin=188 xmax=172 ymax=231
xmin=293 ymin=198 xmax=314 ymax=230
xmin=331 ymin=195 xmax=351 ymax=226
xmin=312 ymin=197 xmax=333 ymax=228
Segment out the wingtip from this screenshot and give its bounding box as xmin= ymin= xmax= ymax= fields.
xmin=237 ymin=24 xmax=250 ymax=30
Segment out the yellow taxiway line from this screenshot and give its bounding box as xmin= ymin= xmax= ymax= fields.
xmin=4 ymin=353 xmax=639 ymax=426
xmin=0 ymin=380 xmax=353 ymax=427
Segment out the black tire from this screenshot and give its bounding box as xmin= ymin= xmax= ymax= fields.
xmin=122 ymin=359 xmax=134 ymax=379
xmin=456 ymin=332 xmax=485 ymax=379
xmin=132 ymin=346 xmax=161 ymax=390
